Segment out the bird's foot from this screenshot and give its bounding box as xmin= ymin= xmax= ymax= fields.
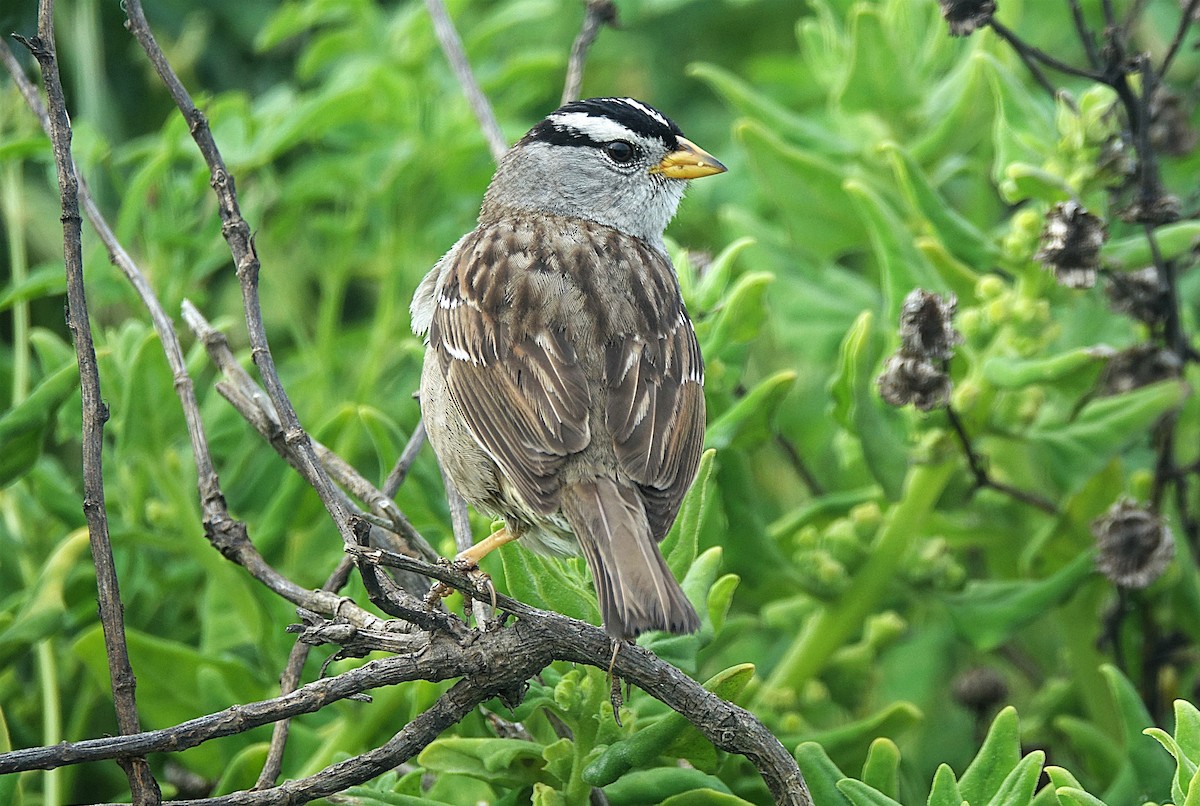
xmin=423 ymin=555 xmax=498 ymax=614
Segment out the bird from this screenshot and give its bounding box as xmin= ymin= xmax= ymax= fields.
xmin=411 ymin=97 xmax=726 ymax=640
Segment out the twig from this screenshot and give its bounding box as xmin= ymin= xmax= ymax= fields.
xmin=1066 ymin=0 xmax=1101 ymax=69
xmin=350 ymin=547 xmax=814 ymax=806
xmin=383 ymin=419 xmax=426 ymax=498
xmin=0 ymin=37 xmax=261 ymax=624
xmin=170 ymin=678 xmax=493 ymax=806
xmin=987 ymin=19 xmax=1104 ymax=84
xmin=561 ymin=0 xmax=617 ymax=104
xmin=255 ymin=556 xmax=357 ymax=790
xmin=944 ymin=406 xmax=1059 ymax=516
xmin=12 ymin=5 xmax=160 ymax=803
xmin=195 ymin=329 xmax=426 ymax=547
xmin=775 ymin=435 xmax=825 ymax=496
xmin=123 ymin=0 xmax=362 ymax=567
xmin=422 ymin=0 xmax=507 ymax=162
xmin=1161 ymin=0 xmax=1200 ymax=77
xmin=0 ymin=644 xmax=445 ymax=775
xmin=0 ymin=548 xmax=814 ymax=804
xmin=3 ymin=35 xmax=378 ymax=658
xmin=435 ymin=465 xmax=491 ymax=626
xmin=181 ymin=302 xmax=438 ymax=595
xmin=1101 ymin=0 xmax=1117 ymax=29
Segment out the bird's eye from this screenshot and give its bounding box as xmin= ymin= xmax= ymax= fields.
xmin=604 ymin=140 xmax=636 ymax=164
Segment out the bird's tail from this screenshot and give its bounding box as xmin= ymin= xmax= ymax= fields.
xmin=560 ymin=478 xmax=700 ymax=640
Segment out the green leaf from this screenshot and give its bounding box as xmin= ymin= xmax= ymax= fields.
xmin=601 ymin=767 xmax=733 ymax=806
xmin=735 ymin=120 xmax=865 ymax=259
xmin=584 ymin=663 xmax=755 ymax=786
xmin=698 ymin=271 xmax=775 ymax=364
xmin=844 ymin=178 xmax=946 ymax=319
xmin=540 ymin=737 xmax=573 ymax=787
xmin=960 ymin=707 xmax=1022 ymax=806
xmin=794 ymin=742 xmax=852 ymax=806
xmin=880 ymin=141 xmax=999 ymax=272
xmin=705 ymin=371 xmax=797 ymax=451
xmin=659 ymin=790 xmax=757 ymax=806
xmin=1173 ymin=699 xmax=1200 ymax=765
xmin=984 ymin=751 xmax=1046 ymax=806
xmin=1105 ymin=222 xmax=1200 ymax=270
xmin=418 ymin=738 xmax=547 ymax=788
xmin=500 ymin=548 xmax=600 ymax=626
xmin=693 ymin=237 xmax=757 ymax=311
xmin=828 ymin=311 xmax=907 ymax=500
xmin=1053 ymin=788 xmax=1108 ymax=806
xmin=662 ymin=449 xmax=716 ymax=577
xmin=707 ymin=573 xmax=740 ymax=633
xmin=861 ymin=738 xmax=901 ymax=799
xmin=0 ymin=359 xmax=80 ymax=487
xmin=1026 ymin=381 xmax=1186 ymax=494
xmin=1099 ymin=665 xmax=1173 ymax=803
xmin=0 ymin=529 xmax=90 ymax=666
xmin=532 ymin=782 xmax=568 ymax=806
xmin=341 ymin=787 xmax=454 ymax=806
xmin=942 ymin=550 xmax=1095 ymax=651
xmin=927 ymin=763 xmax=965 ymax=806
xmin=798 ymin=702 xmax=923 ymax=757
xmin=836 ymin=779 xmax=904 ymax=806
xmin=211 ymin=743 xmax=269 ymax=796
xmin=1043 ymin=766 xmax=1085 ymax=792
xmin=0 ymin=265 xmax=66 ymax=312
xmin=981 ymin=349 xmax=1109 ymax=391
xmin=837 ymin=5 xmax=919 ymax=113
xmin=1144 ymin=727 xmax=1195 ymax=806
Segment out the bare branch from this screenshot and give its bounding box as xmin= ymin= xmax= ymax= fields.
xmin=383 ymin=419 xmax=427 ymax=498
xmin=255 ymin=557 xmax=356 ymax=790
xmin=0 ymin=644 xmax=445 ymax=775
xmin=1161 ymin=0 xmax=1200 ymax=78
xmin=562 ymin=0 xmax=618 ymax=104
xmin=945 ymin=405 xmax=1059 ymax=515
xmin=181 ymin=301 xmax=439 ymax=595
xmin=13 ymin=4 xmax=160 ymax=802
xmin=0 ymin=543 xmax=812 ymax=805
xmin=2 ymin=30 xmax=253 ymax=613
xmin=423 ymin=0 xmax=507 ymax=162
xmin=123 ymin=0 xmax=363 ymax=570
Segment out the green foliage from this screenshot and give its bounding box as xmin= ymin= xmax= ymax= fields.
xmin=3 ymin=0 xmax=1200 ymax=804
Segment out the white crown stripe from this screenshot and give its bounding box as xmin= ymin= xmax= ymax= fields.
xmin=611 ymin=98 xmax=670 ymax=129
xmin=546 ymin=112 xmax=643 ymax=144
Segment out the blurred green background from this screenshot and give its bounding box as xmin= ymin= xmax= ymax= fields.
xmin=3 ymin=0 xmax=1200 ymax=803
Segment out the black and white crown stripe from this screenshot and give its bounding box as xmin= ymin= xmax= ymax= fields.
xmin=523 ymin=97 xmax=683 ymax=151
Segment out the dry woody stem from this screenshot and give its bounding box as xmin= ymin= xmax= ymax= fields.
xmin=12 ymin=2 xmax=160 ymax=801
xmin=0 ymin=2 xmax=814 ymax=804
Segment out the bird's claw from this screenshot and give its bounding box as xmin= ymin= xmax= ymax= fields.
xmin=423 ymin=556 xmax=499 ymax=617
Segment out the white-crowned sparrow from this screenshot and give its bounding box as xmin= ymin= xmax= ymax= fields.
xmin=411 ymin=97 xmax=726 ymax=639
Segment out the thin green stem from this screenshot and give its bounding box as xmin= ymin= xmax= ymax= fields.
xmin=2 ymin=163 xmax=31 ymax=404
xmin=761 ymin=459 xmax=956 ymax=696
xmin=37 ymin=641 xmax=62 ymax=806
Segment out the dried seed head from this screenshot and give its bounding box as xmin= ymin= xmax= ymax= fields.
xmin=899 ymin=290 xmax=963 ymax=361
xmin=952 ymin=667 xmax=1008 ymax=714
xmin=1105 ymin=267 xmax=1169 ymax=325
xmin=1097 ymin=343 xmax=1181 ymax=396
xmin=1034 ymin=201 xmax=1108 ymax=288
xmin=1092 ymin=500 xmax=1175 ymax=590
xmin=1119 ymin=191 xmax=1182 ymax=226
xmin=1150 ymin=88 xmax=1198 ymax=157
xmin=939 ymin=0 xmax=997 ymax=35
xmin=877 ymin=354 xmax=952 ymax=411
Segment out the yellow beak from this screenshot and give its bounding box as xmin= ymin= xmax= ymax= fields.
xmin=650 ymin=137 xmax=727 ymax=179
